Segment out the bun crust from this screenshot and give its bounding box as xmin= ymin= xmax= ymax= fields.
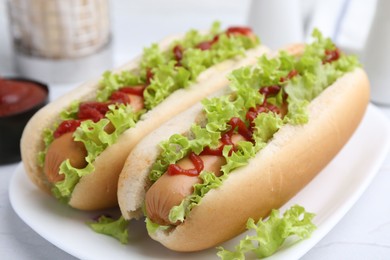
xmin=20 ymin=33 xmax=269 ymax=210
xmin=118 ymin=68 xmax=370 ymax=251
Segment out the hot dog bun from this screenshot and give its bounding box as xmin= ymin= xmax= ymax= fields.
xmin=21 ymin=31 xmax=269 ymax=210
xmin=117 ymin=46 xmax=300 ymax=219
xmin=156 ymin=68 xmax=369 ymax=251
xmin=117 ymin=47 xmax=370 ymax=250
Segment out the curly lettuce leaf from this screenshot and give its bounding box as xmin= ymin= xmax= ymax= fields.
xmin=209 ymin=33 xmax=257 ymax=64
xmin=149 ymin=134 xmax=191 ymax=182
xmin=149 ymin=124 xmax=221 ymax=182
xmin=141 ymin=22 xmax=259 ymax=109
xmin=217 ymin=205 xmax=316 ymax=259
xmin=118 ymin=22 xmax=220 ymax=109
xmin=145 ymin=217 xmax=170 ymax=234
xmin=190 ymin=124 xmax=221 ymax=154
xmin=52 ymin=104 xmax=138 ymax=200
xmin=143 ymin=61 xmax=191 ymax=109
xmin=177 ymin=21 xmax=222 ymax=49
xmin=140 ymin=43 xmax=167 ymax=70
xmin=221 ymin=142 xmax=254 ymax=175
xmin=52 ymin=160 xmax=94 ymax=200
xmin=202 ymin=95 xmax=241 ymax=133
xmin=168 ymin=170 xmax=224 ymax=224
xmin=97 ymin=71 xmax=144 ymax=102
xmin=37 ymin=127 xmax=55 ymax=167
xmin=60 ymin=101 xmax=80 ymax=120
xmin=202 ymin=86 xmax=261 ymax=132
xmin=88 ymin=216 xmax=129 ymax=244
xmin=252 ymin=112 xmax=284 ymax=144
xmin=284 ymin=29 xmax=360 ymax=124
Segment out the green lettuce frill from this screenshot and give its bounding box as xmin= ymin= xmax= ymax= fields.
xmin=148 ymin=28 xmax=360 ymax=227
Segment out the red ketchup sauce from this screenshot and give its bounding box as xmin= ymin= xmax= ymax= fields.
xmin=246 ymin=102 xmax=281 ymax=128
xmin=200 ymin=133 xmax=234 ymax=157
xmin=280 ymin=69 xmax=298 ymax=83
xmin=169 ymin=117 xmax=254 ymax=177
xmin=201 ymin=117 xmax=253 ymax=157
xmin=145 ymin=68 xmax=154 ymax=85
xmin=0 ymin=78 xmax=47 ymax=117
xmin=173 ymin=45 xmax=184 ymax=65
xmin=226 ymin=117 xmax=253 ymax=142
xmin=175 ymin=26 xmax=254 ymax=54
xmin=53 ymin=120 xmax=82 ymax=138
xmin=117 ymin=86 xmax=145 ymax=97
xmin=226 ymin=27 xmax=253 ymax=37
xmin=323 ymin=48 xmax=340 ymax=64
xmin=53 ymin=86 xmax=145 ymax=138
xmin=167 ymin=152 xmax=204 ymax=176
xmin=196 ymin=35 xmax=219 ymax=51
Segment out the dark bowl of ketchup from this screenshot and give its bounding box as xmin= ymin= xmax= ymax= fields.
xmin=0 ymin=77 xmax=49 ymax=164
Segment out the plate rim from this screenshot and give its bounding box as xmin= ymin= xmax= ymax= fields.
xmin=9 ymin=103 xmax=390 ymax=260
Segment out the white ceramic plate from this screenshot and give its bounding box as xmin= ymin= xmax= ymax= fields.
xmin=9 ymin=104 xmax=390 ymax=260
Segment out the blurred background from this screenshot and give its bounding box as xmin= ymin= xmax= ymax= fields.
xmin=0 ymin=0 xmax=378 ymax=88
xmin=2 ymin=1 xmax=390 ymax=259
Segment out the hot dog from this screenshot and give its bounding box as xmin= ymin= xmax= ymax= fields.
xmin=21 ymin=22 xmax=269 ymax=211
xmin=117 ymin=29 xmax=370 ymax=252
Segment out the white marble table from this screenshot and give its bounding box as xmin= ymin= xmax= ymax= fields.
xmin=2 ymin=0 xmax=390 ymax=259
